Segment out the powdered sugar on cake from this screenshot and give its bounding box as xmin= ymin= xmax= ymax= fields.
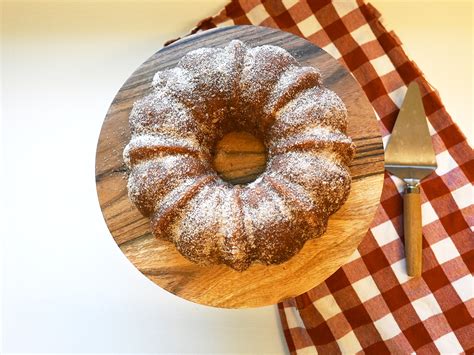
xmin=123 ymin=40 xmax=355 ymax=271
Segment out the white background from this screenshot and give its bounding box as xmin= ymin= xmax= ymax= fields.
xmin=1 ymin=0 xmax=472 ymax=353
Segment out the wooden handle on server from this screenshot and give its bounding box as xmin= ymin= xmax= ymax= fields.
xmin=404 ymin=185 xmax=422 ymax=277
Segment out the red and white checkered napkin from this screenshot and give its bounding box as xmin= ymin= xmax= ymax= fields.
xmin=183 ymin=0 xmax=474 ymax=352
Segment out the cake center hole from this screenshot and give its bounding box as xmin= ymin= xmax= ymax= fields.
xmin=212 ymin=131 xmax=267 ymax=185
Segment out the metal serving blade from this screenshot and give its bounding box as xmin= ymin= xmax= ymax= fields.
xmin=385 ymin=82 xmax=437 ymax=185
xmin=385 ymin=81 xmax=437 ymax=277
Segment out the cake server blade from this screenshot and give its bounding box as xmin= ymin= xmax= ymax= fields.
xmin=384 ymin=81 xmax=437 ymax=277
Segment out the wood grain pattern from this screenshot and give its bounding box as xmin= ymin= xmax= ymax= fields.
xmin=213 ymin=131 xmax=267 ymax=184
xmin=404 ymin=190 xmax=422 ymax=277
xmin=95 ymin=26 xmax=384 ymax=308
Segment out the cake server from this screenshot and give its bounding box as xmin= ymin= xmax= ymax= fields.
xmin=385 ymin=82 xmax=437 ymax=277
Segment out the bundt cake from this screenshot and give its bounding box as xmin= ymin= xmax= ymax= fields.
xmin=123 ymin=40 xmax=355 ymax=271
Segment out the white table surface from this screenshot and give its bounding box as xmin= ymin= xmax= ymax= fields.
xmin=1 ymin=1 xmax=472 ymax=353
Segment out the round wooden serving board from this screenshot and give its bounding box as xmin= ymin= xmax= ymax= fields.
xmin=95 ymin=26 xmax=384 ymax=308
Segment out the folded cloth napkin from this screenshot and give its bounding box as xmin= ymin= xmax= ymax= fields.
xmin=171 ymin=0 xmax=474 ymax=352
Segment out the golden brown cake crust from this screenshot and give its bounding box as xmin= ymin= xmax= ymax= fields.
xmin=123 ymin=40 xmax=355 ymax=271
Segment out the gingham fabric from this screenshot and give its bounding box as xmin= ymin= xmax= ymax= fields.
xmin=174 ymin=0 xmax=474 ymax=353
